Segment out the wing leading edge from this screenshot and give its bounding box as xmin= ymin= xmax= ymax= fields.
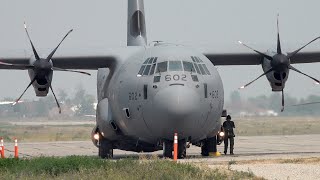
xmin=0 ymin=55 xmax=118 ymax=70
xmin=204 ymin=51 xmax=320 ymax=66
xmin=0 ymin=46 xmax=146 ymax=70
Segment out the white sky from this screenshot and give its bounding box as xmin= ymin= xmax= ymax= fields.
xmin=0 ymin=0 xmax=320 ymax=101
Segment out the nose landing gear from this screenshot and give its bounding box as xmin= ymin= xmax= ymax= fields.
xmin=162 ymin=139 xmax=187 ymax=159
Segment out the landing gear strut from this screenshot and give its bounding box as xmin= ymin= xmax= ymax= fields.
xmin=201 ymin=137 xmax=217 ymax=156
xmin=98 ymin=133 xmax=113 ymax=159
xmin=178 ymin=140 xmax=187 ymax=159
xmin=163 ymin=140 xmax=187 ymax=159
xmin=163 ymin=140 xmax=173 ymax=158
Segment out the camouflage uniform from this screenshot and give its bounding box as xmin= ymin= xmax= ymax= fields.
xmin=223 ymin=115 xmax=235 ymax=155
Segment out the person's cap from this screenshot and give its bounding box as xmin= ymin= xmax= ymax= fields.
xmin=226 ymin=115 xmax=231 ymax=120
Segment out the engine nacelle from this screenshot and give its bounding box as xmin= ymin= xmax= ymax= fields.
xmin=27 ymin=57 xmax=54 ymax=97
xmin=96 ymin=98 xmax=119 ymax=140
xmin=262 ymin=57 xmax=289 ymax=92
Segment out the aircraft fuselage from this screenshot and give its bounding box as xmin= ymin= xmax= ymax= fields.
xmin=97 ymin=44 xmax=224 ymax=148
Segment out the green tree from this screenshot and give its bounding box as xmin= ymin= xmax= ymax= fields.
xmin=72 ymin=85 xmax=96 ymax=116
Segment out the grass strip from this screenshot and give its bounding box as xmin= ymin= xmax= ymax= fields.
xmin=0 ymin=156 xmax=260 ymax=180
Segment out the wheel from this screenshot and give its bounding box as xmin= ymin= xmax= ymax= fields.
xmin=178 ymin=140 xmax=187 ymax=159
xmin=163 ymin=141 xmax=173 ymax=158
xmin=98 ymin=135 xmax=113 ymax=159
xmin=201 ymin=137 xmax=217 ymax=157
xmin=201 ymin=141 xmax=209 ymax=156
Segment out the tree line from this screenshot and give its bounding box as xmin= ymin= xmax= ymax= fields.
xmin=0 ymin=85 xmax=95 ymax=118
xmin=226 ymin=91 xmax=320 ymax=116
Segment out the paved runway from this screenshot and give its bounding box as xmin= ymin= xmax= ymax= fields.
xmin=3 ymin=134 xmax=320 ymax=160
xmin=3 ymin=134 xmax=320 ymax=179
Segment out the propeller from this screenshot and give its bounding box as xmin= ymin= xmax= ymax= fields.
xmin=238 ymin=15 xmax=320 ymax=111
xmin=6 ymin=23 xmax=91 ymax=113
xmin=291 ymin=101 xmax=320 ymax=106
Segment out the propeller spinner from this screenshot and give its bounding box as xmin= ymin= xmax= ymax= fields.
xmin=239 ymin=15 xmax=320 ymax=112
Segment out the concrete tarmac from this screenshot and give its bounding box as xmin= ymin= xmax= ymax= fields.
xmin=3 ymin=134 xmax=320 ymax=179
xmin=3 ymin=134 xmax=320 ymax=160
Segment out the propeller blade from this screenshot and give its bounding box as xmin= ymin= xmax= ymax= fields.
xmin=24 ymin=22 xmax=40 ymax=60
xmin=239 ymin=68 xmax=274 ymax=89
xmin=238 ymin=41 xmax=273 ymax=61
xmin=0 ymin=61 xmax=34 ymax=69
xmin=289 ymin=65 xmax=320 ymax=84
xmin=52 ymin=67 xmax=91 ymax=76
xmin=277 ymin=14 xmax=282 ymax=54
xmin=280 ymin=73 xmax=285 ymax=112
xmin=13 ymin=76 xmax=37 ymax=105
xmin=288 ymin=36 xmax=320 ymax=58
xmin=46 ymin=29 xmax=73 ymax=61
xmin=50 ymin=85 xmax=62 ymax=114
xmin=292 ymin=102 xmax=320 ymax=106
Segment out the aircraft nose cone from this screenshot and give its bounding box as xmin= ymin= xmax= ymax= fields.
xmin=143 ymin=85 xmax=208 ymax=140
xmin=153 ymin=85 xmax=200 ymax=120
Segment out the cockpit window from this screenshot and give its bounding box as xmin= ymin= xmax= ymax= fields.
xmin=196 ymin=57 xmax=203 ymax=63
xmin=193 ymin=63 xmax=201 ymax=74
xmin=198 ymin=64 xmax=206 ymax=75
xmin=156 ymin=61 xmax=168 ymax=73
xmin=191 ymin=56 xmax=196 ymax=63
xmin=153 ymin=57 xmax=158 ymax=63
xmin=191 ymin=56 xmax=211 ymax=75
xmin=138 ymin=65 xmax=146 ymax=76
xmin=138 ymin=57 xmax=159 ymax=76
xmin=194 ymin=56 xmax=200 ymax=63
xmin=139 ymin=57 xmax=210 ymax=77
xmin=143 ymin=58 xmax=149 ymax=64
xmin=143 ymin=65 xmax=151 ymax=75
xmin=202 ymin=64 xmax=211 ymax=75
xmin=169 ymin=61 xmax=183 ymax=71
xmin=149 ymin=64 xmax=156 ymax=75
xmin=183 ymin=61 xmax=195 ymax=72
xmin=148 ymin=57 xmax=154 ymax=64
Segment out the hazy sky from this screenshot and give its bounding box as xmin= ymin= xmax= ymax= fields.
xmin=1 ymin=0 xmax=320 ymax=101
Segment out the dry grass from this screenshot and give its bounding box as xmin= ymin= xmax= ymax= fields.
xmin=235 ymin=116 xmax=320 ymax=136
xmin=0 ymin=122 xmax=93 ymax=142
xmin=217 ymin=157 xmax=320 ymax=165
xmin=1 ymin=116 xmax=320 ymax=142
xmin=0 ymin=156 xmax=263 ymax=180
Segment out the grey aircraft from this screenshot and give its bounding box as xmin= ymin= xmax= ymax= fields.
xmin=1 ymin=0 xmax=320 ymax=158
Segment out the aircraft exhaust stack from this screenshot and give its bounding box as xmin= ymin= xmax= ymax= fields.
xmin=127 ymin=0 xmax=147 ymax=46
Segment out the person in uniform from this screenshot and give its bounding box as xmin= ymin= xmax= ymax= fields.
xmin=223 ymin=115 xmax=235 ymax=155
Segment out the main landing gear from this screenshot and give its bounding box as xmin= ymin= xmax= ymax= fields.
xmin=98 ymin=133 xmax=113 ymax=159
xmin=201 ymin=137 xmax=217 ymax=156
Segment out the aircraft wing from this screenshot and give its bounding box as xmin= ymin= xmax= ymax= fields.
xmin=52 ymin=55 xmax=118 ymax=70
xmin=290 ymin=51 xmax=320 ymax=64
xmin=0 ymin=47 xmax=144 ymax=70
xmin=0 ymin=56 xmax=118 ymax=70
xmin=203 ymin=52 xmax=262 ymax=66
xmin=204 ymin=51 xmax=320 ymax=65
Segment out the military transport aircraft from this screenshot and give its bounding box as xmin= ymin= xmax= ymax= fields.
xmin=1 ymin=0 xmax=320 ymax=158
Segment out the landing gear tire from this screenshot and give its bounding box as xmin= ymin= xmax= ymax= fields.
xmin=163 ymin=140 xmax=187 ymax=159
xmin=98 ymin=135 xmax=113 ymax=159
xmin=178 ymin=140 xmax=187 ymax=159
xmin=201 ymin=137 xmax=217 ymax=157
xmin=163 ymin=141 xmax=173 ymax=158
